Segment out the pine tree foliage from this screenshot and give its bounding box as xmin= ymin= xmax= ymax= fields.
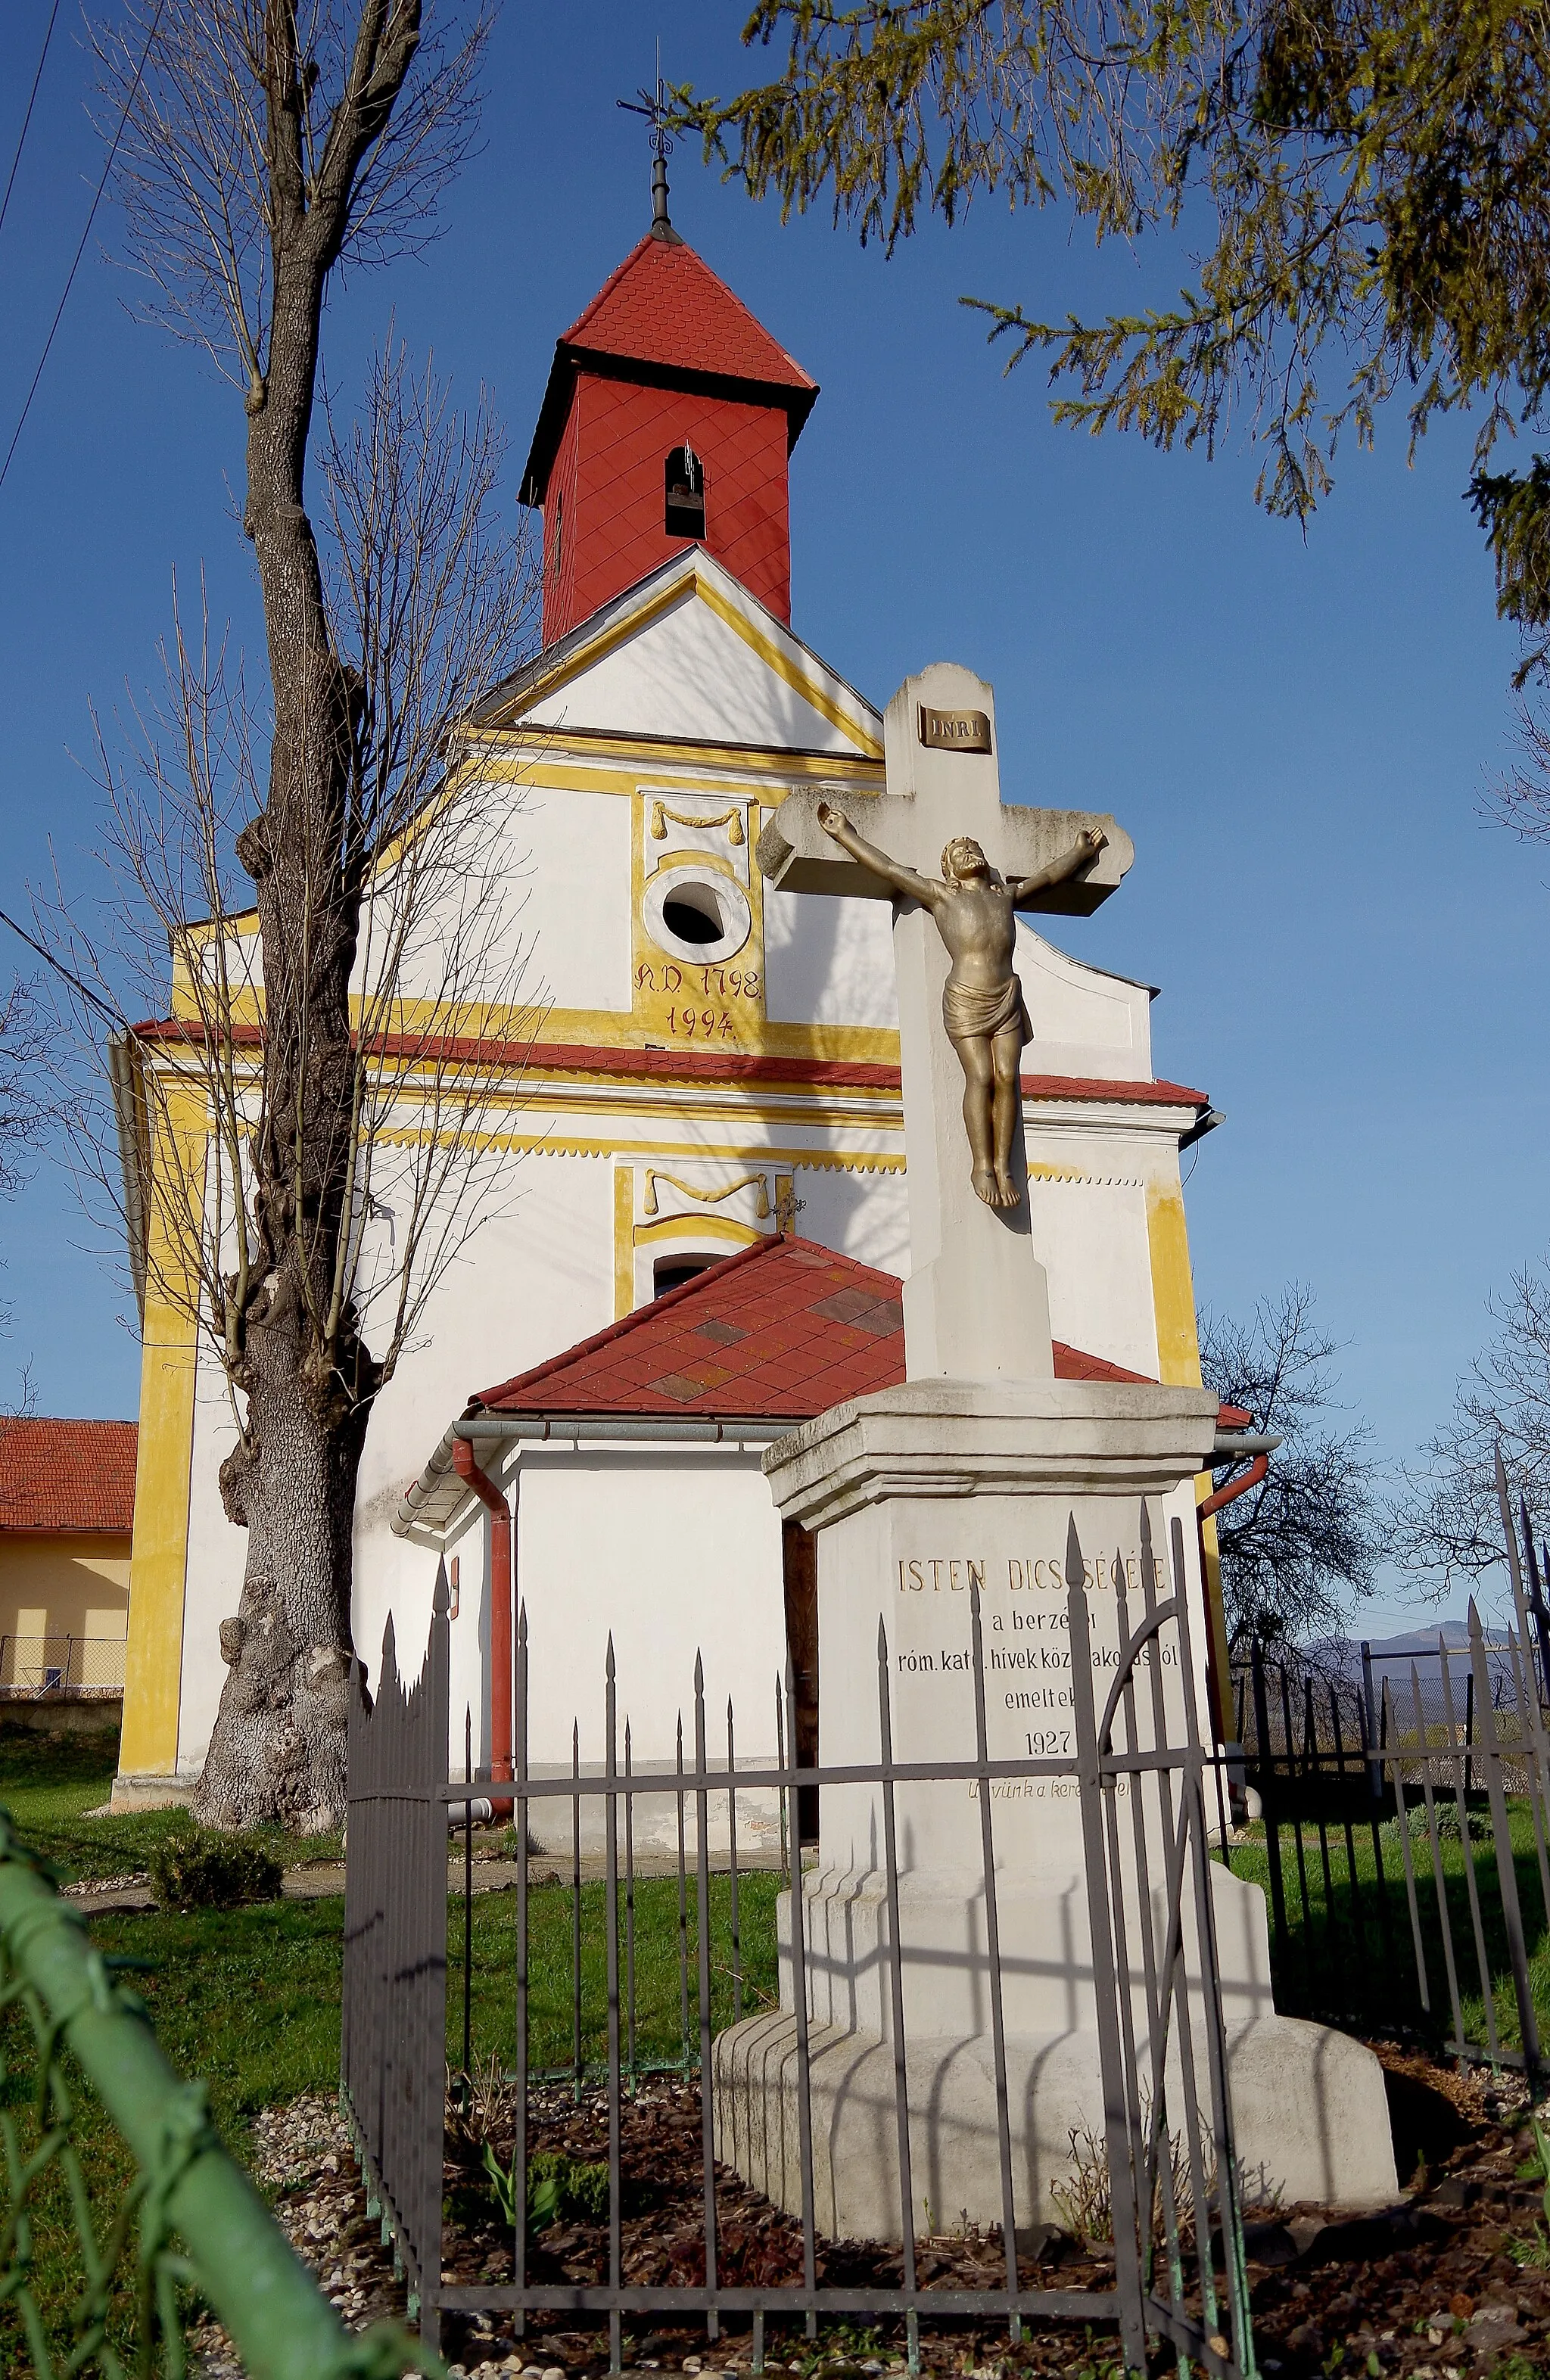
xmin=681 ymin=0 xmax=1550 ymax=642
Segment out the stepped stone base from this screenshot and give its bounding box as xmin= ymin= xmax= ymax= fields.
xmin=714 ymin=2008 xmax=1396 ymax=2240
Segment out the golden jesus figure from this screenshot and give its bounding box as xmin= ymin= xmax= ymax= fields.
xmin=816 ymin=804 xmax=1107 ymax=1209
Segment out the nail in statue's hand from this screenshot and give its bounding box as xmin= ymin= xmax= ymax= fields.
xmin=817 ymin=803 xmax=848 ymax=837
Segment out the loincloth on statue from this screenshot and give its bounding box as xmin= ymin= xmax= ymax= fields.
xmin=942 ymin=974 xmax=1030 ymax=1048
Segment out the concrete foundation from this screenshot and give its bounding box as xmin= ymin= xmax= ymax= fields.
xmin=714 ymin=2002 xmax=1396 ymax=2239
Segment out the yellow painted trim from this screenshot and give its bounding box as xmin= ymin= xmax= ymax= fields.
xmin=633 ymin=1213 xmax=766 ymax=1250
xmin=376 ymin=1124 xmax=905 ymax=1171
xmin=1144 ymin=1180 xmax=1202 ymax=1388
xmin=1196 ymin=1493 xmax=1234 ymax=1742
xmin=614 ymin=1166 xmax=635 ymax=1321
xmin=1144 ymin=1175 xmax=1234 ymax=1737
xmin=136 ymin=1046 xmax=908 ymax=1131
xmin=120 ymin=1093 xmax=206 ymax=1776
xmin=157 ymin=988 xmax=905 ymax=1069
xmin=478 ymin=736 xmax=885 ymax=786
xmin=643 ymin=1168 xmax=770 ymax=1217
xmin=693 ymin=578 xmax=884 ymax=757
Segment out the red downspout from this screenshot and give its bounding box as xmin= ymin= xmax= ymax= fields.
xmin=453 ymin=1440 xmax=513 ymax=1798
xmin=1199 ymin=1453 xmax=1268 ymax=1522
xmin=1197 ymin=1420 xmax=1271 ymax=1749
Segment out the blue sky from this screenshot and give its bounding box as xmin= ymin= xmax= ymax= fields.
xmin=0 ymin=3 xmax=1542 ymax=1633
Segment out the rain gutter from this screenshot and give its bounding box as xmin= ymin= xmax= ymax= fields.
xmin=394 ymin=1411 xmax=793 ymax=1538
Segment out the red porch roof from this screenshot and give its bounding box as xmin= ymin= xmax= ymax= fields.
xmin=472 ymin=1236 xmax=1156 ymax=1426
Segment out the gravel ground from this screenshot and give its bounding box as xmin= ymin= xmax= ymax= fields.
xmin=180 ymin=2046 xmax=1550 ymax=2380
xmin=185 ymin=2096 xmax=414 ymax=2378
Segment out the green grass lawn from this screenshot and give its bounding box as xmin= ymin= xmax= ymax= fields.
xmin=0 ymin=1728 xmax=350 ymax=2369
xmin=457 ymin=1869 xmax=784 ymax=2080
xmin=0 ymin=1719 xmax=344 ymax=1879
xmin=1220 ymin=1796 xmax=1550 ymax=2054
xmin=0 ymin=1725 xmax=784 ymax=2369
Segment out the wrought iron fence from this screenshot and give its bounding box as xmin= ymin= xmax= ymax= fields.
xmin=343 ymin=1511 xmax=1259 ymax=2379
xmin=1224 ymin=1454 xmax=1550 ymax=2076
xmin=0 ymin=1635 xmax=126 ymax=1694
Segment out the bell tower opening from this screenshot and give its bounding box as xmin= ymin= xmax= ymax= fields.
xmin=665 ymin=444 xmax=705 ymax=540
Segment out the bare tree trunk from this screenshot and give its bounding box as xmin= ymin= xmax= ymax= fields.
xmin=82 ymin=3 xmax=516 ymax=1834
xmin=199 ymin=1336 xmax=366 ymax=1830
xmin=195 ymin=87 xmax=385 ymax=1828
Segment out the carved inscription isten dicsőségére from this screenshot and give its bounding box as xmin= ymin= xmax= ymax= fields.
xmin=891 ymin=1548 xmax=1176 ymax=1772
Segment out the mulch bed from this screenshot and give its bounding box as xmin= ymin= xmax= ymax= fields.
xmin=188 ymin=2043 xmax=1550 ymax=2378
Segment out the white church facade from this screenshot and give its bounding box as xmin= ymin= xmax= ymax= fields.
xmin=114 ymin=206 xmax=1226 ymax=1809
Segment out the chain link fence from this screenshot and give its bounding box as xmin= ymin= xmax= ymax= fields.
xmin=0 ymin=1638 xmax=126 ymax=1695
xmin=0 ymin=1807 xmax=430 ymax=2378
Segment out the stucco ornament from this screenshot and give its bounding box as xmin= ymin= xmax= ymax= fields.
xmin=814 ymin=804 xmax=1106 ymax=1209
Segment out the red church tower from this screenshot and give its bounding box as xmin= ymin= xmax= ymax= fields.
xmin=520 ymin=176 xmax=818 ymax=649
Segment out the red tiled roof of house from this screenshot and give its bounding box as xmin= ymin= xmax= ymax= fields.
xmin=0 ymin=1418 xmax=138 ymax=1535
xmin=562 ymin=234 xmax=817 ymax=394
xmin=472 ymin=1237 xmax=1158 ymax=1424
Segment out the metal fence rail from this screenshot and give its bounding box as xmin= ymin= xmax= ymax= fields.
xmin=1224 ymin=1454 xmax=1550 ymax=2075
xmin=341 ymin=1606 xmax=450 ymax=2320
xmin=343 ymin=1510 xmax=1258 ymax=2380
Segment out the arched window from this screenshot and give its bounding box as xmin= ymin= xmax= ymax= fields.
xmin=665 ymin=444 xmax=705 ymax=539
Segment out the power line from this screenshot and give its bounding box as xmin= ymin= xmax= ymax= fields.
xmin=0 ymin=0 xmax=167 ymax=499
xmin=0 ymin=0 xmax=62 ymax=245
xmin=0 ymin=907 xmax=124 ymax=1033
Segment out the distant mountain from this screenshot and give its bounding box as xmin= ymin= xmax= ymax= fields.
xmin=1365 ymin=1620 xmax=1478 ymax=1657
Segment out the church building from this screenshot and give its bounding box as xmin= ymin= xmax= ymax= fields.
xmin=114 ymin=190 xmax=1223 ymax=1812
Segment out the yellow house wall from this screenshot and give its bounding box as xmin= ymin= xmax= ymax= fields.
xmin=0 ymin=1535 xmax=131 ymax=1642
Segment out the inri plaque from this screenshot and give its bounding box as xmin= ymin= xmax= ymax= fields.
xmin=914 ymin=704 xmax=1000 ymax=751
xmin=918 ymin=705 xmax=992 ymax=754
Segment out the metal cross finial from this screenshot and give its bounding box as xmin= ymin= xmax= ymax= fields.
xmin=618 ymin=53 xmax=681 ymax=241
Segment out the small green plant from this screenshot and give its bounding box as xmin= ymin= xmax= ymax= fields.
xmin=147 ymin=1822 xmax=282 ymax=1910
xmin=1381 ymin=1798 xmax=1491 ymax=1846
xmin=1508 ymin=2114 xmax=1550 ymax=2266
xmin=481 ymin=2144 xmax=609 ymax=2233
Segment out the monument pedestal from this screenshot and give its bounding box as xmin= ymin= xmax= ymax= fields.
xmin=713 ymin=1382 xmax=1398 ymax=2229
xmin=729 ymin=662 xmax=1396 ymax=2235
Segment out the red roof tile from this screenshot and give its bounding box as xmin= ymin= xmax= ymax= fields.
xmin=0 ymin=1419 xmax=137 ymax=1535
xmin=521 ymin=233 xmax=820 ymax=509
xmin=472 ymin=1237 xmax=1161 ymax=1424
xmin=562 ymin=235 xmax=816 ymax=395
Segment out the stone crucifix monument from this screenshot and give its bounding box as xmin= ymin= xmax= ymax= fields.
xmin=715 ymin=663 xmax=1396 ymax=2236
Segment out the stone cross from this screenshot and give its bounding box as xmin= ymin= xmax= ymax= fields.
xmin=756 ymin=663 xmax=1131 ymax=1384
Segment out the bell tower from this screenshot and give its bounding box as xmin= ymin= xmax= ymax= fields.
xmin=519 ymin=179 xmax=819 ymax=647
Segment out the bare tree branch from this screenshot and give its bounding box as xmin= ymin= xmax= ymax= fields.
xmin=43 ymin=334 xmax=541 ymax=1830
xmin=1200 ymin=1282 xmax=1385 ymax=1647
xmin=1394 ymin=1262 xmax=1550 ymax=1594
xmin=92 ymin=2 xmax=490 ymax=400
